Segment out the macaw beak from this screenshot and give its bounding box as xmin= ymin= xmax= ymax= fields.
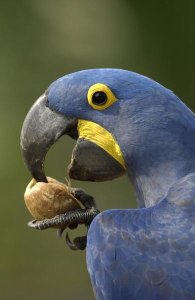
xmin=20 ymin=93 xmax=125 ymax=183
xmin=20 ymin=94 xmax=77 ymax=182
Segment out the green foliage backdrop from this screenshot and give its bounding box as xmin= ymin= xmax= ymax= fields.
xmin=0 ymin=0 xmax=195 ymax=299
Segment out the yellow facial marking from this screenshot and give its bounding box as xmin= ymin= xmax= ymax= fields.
xmin=87 ymin=83 xmax=117 ymax=110
xmin=77 ymin=119 xmax=126 ymax=169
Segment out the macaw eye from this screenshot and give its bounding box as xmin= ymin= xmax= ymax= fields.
xmin=87 ymin=83 xmax=117 ymax=110
xmin=92 ymin=92 xmax=107 ymax=106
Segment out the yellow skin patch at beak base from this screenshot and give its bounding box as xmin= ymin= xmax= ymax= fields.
xmin=77 ymin=120 xmax=126 ymax=170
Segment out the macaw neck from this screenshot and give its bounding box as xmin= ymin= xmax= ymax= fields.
xmin=126 ymin=142 xmax=195 ymax=208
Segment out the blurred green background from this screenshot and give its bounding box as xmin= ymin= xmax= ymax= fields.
xmin=1 ymin=0 xmax=195 ymax=299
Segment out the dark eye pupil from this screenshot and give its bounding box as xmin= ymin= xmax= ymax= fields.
xmin=92 ymin=91 xmax=107 ymax=105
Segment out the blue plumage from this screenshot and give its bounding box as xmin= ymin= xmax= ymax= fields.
xmin=87 ymin=174 xmax=195 ymax=299
xmin=46 ymin=69 xmax=195 ymax=299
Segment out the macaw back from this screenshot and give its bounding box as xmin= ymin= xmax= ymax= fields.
xmin=87 ymin=173 xmax=195 ymax=300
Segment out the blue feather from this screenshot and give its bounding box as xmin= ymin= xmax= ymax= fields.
xmin=87 ymin=174 xmax=195 ymax=299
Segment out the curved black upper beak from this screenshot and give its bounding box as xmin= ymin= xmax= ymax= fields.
xmin=20 ymin=93 xmax=77 ymax=182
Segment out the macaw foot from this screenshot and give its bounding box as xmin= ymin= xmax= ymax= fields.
xmin=27 ymin=188 xmax=100 ymax=250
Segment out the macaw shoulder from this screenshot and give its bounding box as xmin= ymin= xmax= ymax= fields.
xmin=86 ymin=173 xmax=195 ymax=299
xmin=87 ymin=173 xmax=195 ymax=248
xmin=88 ymin=173 xmax=195 ymax=240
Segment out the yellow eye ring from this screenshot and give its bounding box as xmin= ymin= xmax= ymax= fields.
xmin=87 ymin=83 xmax=117 ymax=110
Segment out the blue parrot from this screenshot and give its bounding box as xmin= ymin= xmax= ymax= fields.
xmin=21 ymin=69 xmax=195 ymax=299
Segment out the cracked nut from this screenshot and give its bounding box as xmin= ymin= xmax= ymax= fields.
xmin=24 ymin=177 xmax=81 ymax=220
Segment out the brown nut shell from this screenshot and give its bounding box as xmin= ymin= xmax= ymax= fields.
xmin=24 ymin=177 xmax=81 ymax=220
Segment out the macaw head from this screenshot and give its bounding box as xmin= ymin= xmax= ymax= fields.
xmin=21 ymin=69 xmax=195 ymax=206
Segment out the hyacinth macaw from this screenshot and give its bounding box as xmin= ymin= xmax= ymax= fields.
xmin=21 ymin=69 xmax=195 ymax=300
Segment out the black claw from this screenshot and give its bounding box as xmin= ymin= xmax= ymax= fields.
xmin=71 ymin=188 xmax=97 ymax=209
xmin=57 ymin=227 xmax=65 ymax=238
xmin=66 ymin=232 xmax=80 ymax=250
xmin=66 ymin=232 xmax=87 ymax=250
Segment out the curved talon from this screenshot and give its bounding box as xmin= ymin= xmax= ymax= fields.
xmin=71 ymin=188 xmax=97 ymax=209
xmin=66 ymin=232 xmax=87 ymax=250
xmin=66 ymin=232 xmax=81 ymax=250
xmin=57 ymin=227 xmax=65 ymax=238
